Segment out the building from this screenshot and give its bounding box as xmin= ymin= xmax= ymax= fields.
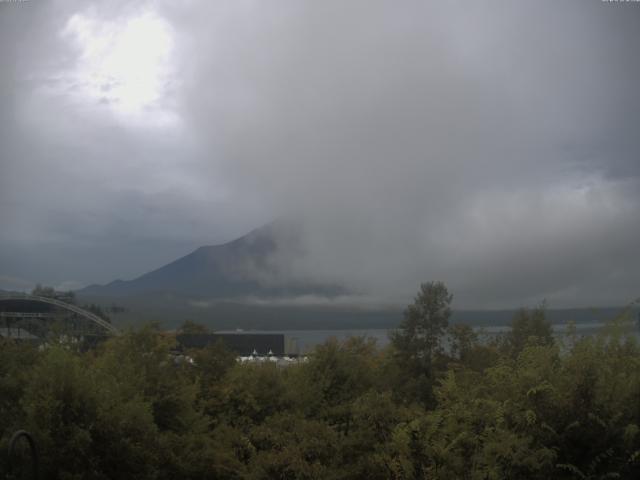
xmin=176 ymin=332 xmax=299 ymax=356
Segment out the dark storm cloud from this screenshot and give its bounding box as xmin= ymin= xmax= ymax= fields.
xmin=1 ymin=0 xmax=639 ymax=307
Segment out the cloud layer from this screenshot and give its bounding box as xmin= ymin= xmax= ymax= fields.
xmin=1 ymin=0 xmax=639 ymax=308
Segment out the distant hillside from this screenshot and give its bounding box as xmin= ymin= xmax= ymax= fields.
xmin=79 ymin=221 xmax=346 ymax=299
xmin=77 ymin=289 xmax=638 ymax=332
xmin=76 ymin=222 xmax=639 ymax=330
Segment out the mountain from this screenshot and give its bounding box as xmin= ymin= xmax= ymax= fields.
xmin=79 ymin=221 xmax=345 ymax=299
xmin=76 ymin=222 xmax=639 ymax=330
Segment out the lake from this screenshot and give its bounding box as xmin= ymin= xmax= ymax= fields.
xmin=220 ymin=321 xmax=640 ymax=354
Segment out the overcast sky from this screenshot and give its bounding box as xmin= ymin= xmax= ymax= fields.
xmin=1 ymin=0 xmax=639 ymax=308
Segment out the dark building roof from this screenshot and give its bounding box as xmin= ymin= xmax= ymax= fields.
xmin=177 ymin=333 xmax=285 ymax=356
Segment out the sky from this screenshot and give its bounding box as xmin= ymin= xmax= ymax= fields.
xmin=1 ymin=0 xmax=639 ymax=309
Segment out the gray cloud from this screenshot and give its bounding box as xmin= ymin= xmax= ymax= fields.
xmin=1 ymin=0 xmax=639 ymax=308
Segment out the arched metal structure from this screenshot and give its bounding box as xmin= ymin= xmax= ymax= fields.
xmin=0 ymin=293 xmax=119 ymax=338
xmin=8 ymin=430 xmax=39 ymax=480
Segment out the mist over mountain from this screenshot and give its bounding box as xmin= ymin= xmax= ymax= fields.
xmin=79 ymin=221 xmax=346 ymax=300
xmin=2 ymin=2 xmax=639 ymax=308
xmin=75 ymin=218 xmax=638 ymax=331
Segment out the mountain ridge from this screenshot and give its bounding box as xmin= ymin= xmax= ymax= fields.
xmin=78 ymin=221 xmax=346 ymax=299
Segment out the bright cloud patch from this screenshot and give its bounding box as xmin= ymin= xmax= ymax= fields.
xmin=62 ymin=9 xmax=176 ymax=124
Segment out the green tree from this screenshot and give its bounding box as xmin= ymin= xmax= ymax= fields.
xmin=296 ymin=337 xmax=380 ymax=437
xmin=31 ymin=283 xmax=55 ymax=298
xmin=191 ymin=339 xmax=237 ymax=420
xmin=20 ymin=346 xmax=160 ymax=479
xmin=505 ymin=304 xmax=554 ymax=356
xmin=220 ymin=363 xmax=293 ymax=429
xmin=247 ymin=413 xmax=341 ymax=480
xmin=31 ymin=284 xmax=75 ymax=304
xmin=178 ymin=319 xmax=210 ymax=334
xmin=390 ymin=281 xmax=453 ymax=405
xmin=392 ymin=282 xmax=453 ymax=361
xmin=448 ymin=324 xmax=478 ymax=364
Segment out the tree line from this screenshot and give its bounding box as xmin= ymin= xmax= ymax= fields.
xmin=1 ymin=282 xmax=639 ymax=479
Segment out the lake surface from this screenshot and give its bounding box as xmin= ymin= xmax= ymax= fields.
xmin=219 ymin=322 xmax=640 ymax=354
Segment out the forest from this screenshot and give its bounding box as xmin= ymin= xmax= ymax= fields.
xmin=1 ymin=282 xmax=640 ymax=479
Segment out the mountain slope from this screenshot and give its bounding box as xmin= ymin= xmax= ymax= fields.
xmin=79 ymin=221 xmax=344 ymax=298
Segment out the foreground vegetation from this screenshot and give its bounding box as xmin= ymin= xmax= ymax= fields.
xmin=2 ymin=283 xmax=640 ymax=479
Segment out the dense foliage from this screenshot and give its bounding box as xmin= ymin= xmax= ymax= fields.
xmin=1 ymin=288 xmax=640 ymax=479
